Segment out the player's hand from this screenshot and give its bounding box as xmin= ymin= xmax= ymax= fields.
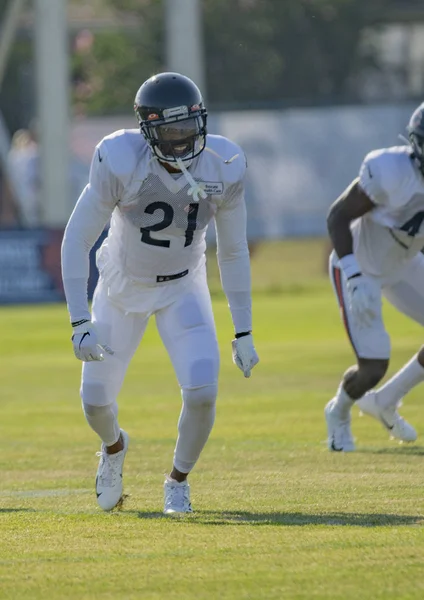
xmin=232 ymin=333 xmax=259 ymax=378
xmin=346 ymin=274 xmax=377 ymax=327
xmin=71 ymin=320 xmax=114 ymax=362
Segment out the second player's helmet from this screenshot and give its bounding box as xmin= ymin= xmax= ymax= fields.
xmin=407 ymin=102 xmax=424 ymax=174
xmin=134 ymin=72 xmax=207 ymax=166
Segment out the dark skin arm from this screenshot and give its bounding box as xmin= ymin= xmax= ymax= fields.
xmin=327 ymin=178 xmax=376 ymax=260
xmin=328 ymin=178 xmax=388 ymax=401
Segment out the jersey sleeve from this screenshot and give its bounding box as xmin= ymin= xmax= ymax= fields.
xmin=214 ymin=174 xmax=252 ymax=333
xmin=358 ymin=149 xmax=399 ymax=206
xmin=61 ymin=139 xmax=123 ymax=322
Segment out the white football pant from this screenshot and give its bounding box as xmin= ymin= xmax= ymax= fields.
xmin=330 ymin=250 xmax=424 ymax=359
xmin=81 ymin=267 xmax=219 ymax=474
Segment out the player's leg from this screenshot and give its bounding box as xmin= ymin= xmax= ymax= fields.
xmin=326 ymin=251 xmax=390 ymax=451
xmin=81 ymin=278 xmax=148 ymax=510
xmin=156 ymin=271 xmax=220 ymax=513
xmin=359 ymin=253 xmax=424 ymax=439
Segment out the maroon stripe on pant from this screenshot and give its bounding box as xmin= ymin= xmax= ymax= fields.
xmin=333 ymin=266 xmax=359 ymax=357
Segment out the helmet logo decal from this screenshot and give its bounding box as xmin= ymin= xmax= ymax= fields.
xmin=163 ymin=105 xmax=189 ymax=119
xmin=148 ymin=113 xmax=159 ymax=120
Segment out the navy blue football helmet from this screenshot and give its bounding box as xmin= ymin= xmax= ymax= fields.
xmin=134 ymin=72 xmax=207 ymax=165
xmin=407 ymin=102 xmax=424 ymax=174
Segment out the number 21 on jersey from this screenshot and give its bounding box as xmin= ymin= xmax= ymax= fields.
xmin=140 ymin=201 xmax=200 ymax=248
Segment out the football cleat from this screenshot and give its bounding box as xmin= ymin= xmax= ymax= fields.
xmin=325 ymin=398 xmax=355 ymax=452
xmin=163 ymin=475 xmax=193 ymax=515
xmin=356 ymin=392 xmax=417 ymax=442
xmin=95 ymin=430 xmax=129 ymax=511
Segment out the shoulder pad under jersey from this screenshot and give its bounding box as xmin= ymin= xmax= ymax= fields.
xmin=97 ymin=129 xmax=150 ymax=185
xmin=359 ymin=146 xmax=414 ymax=207
xmin=203 ymin=134 xmax=247 ymax=185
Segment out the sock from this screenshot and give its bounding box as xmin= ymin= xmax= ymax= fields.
xmin=333 ymin=383 xmax=355 ymax=419
xmin=376 ymin=354 xmax=424 ymax=409
xmin=173 ymin=384 xmax=217 ymax=473
xmin=166 ymin=475 xmax=187 ymax=486
xmin=83 ymin=401 xmax=121 ymax=447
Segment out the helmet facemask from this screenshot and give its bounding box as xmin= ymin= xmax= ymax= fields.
xmin=406 ymin=103 xmax=424 ymax=176
xmin=139 ymin=113 xmax=207 ymax=168
xmin=409 ymin=132 xmax=424 ymax=175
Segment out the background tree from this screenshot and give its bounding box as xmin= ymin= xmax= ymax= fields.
xmin=97 ymin=0 xmax=385 ymax=110
xmin=71 ymin=0 xmax=163 ymax=116
xmin=203 ymin=0 xmax=385 ymax=108
xmin=0 ymin=0 xmax=33 ymax=133
xmin=0 ymin=0 xmax=394 ymax=129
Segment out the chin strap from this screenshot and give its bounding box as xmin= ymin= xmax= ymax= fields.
xmin=175 ymin=157 xmax=207 ymax=202
xmin=151 ymin=146 xmax=241 ymax=203
xmin=204 ymin=146 xmax=240 ymax=164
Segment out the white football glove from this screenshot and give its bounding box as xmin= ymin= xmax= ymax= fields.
xmin=71 ymin=320 xmax=114 ymax=362
xmin=232 ymin=333 xmax=259 ymax=378
xmin=346 ymin=274 xmax=378 ymax=328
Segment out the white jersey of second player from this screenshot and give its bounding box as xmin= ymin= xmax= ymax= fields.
xmin=354 ymin=145 xmax=424 ymax=282
xmin=89 ymin=129 xmax=245 ymax=283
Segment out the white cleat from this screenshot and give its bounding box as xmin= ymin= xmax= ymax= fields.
xmin=325 ymin=398 xmax=355 ymax=452
xmin=356 ymin=392 xmax=417 ymax=443
xmin=95 ymin=430 xmax=129 ymax=511
xmin=163 ymin=475 xmax=193 ymax=515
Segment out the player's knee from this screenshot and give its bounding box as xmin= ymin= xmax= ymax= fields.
xmin=343 ymin=359 xmax=388 ymax=398
xmin=82 ymin=401 xmax=110 ymax=419
xmin=182 ymin=383 xmax=218 ymax=411
xmin=81 ymin=381 xmax=112 ymax=407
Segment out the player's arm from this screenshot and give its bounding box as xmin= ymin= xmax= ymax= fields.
xmin=215 ymin=180 xmax=251 ymax=334
xmin=214 ymin=179 xmax=259 ymax=377
xmin=61 ymin=143 xmax=121 ymax=357
xmin=328 ymin=155 xmax=384 ymax=327
xmin=328 ymin=149 xmax=388 ymax=278
xmin=327 ymin=178 xmax=375 ymax=263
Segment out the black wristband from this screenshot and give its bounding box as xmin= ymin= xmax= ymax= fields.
xmin=71 ymin=318 xmax=90 ymax=328
xmin=235 ymin=331 xmax=251 ymax=339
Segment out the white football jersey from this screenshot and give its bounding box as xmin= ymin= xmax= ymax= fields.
xmin=61 ymin=129 xmax=251 ymax=329
xmin=354 ymin=145 xmax=424 ymax=281
xmin=89 ymin=129 xmax=245 ymax=281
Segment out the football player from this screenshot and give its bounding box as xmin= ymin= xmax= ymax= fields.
xmin=325 ymin=102 xmax=424 ymax=451
xmin=61 ymin=72 xmax=259 ymax=513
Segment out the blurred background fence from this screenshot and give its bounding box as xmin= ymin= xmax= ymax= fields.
xmin=0 ymin=0 xmax=424 ymax=303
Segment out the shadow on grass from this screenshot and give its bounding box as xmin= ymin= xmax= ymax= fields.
xmin=356 ymin=446 xmax=424 ymax=456
xmin=1 ymin=507 xmax=420 ymax=526
xmin=183 ymin=511 xmax=424 ymax=527
xmin=133 ymin=511 xmax=166 ymax=520
xmin=0 ymin=508 xmax=36 ymax=513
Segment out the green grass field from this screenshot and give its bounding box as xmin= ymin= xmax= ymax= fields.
xmin=1 ymin=239 xmax=424 ymax=600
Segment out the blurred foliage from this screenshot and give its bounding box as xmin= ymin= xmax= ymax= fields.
xmin=82 ymin=0 xmax=386 ymax=112
xmin=0 ymin=1 xmax=33 ymax=134
xmin=203 ymin=0 xmax=385 ymax=108
xmin=71 ymin=1 xmax=163 ymax=116
xmin=0 ymin=0 xmax=390 ymax=129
